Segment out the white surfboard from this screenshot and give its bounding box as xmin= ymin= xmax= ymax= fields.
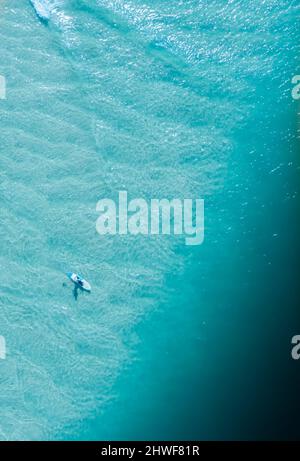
xmin=30 ymin=0 xmax=51 ymax=21
xmin=67 ymin=272 xmax=91 ymax=293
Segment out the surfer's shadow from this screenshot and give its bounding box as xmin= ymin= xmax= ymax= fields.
xmin=72 ymin=285 xmax=88 ymax=301
xmin=62 ymin=283 xmax=86 ymax=301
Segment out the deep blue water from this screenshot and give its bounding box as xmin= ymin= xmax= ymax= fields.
xmin=0 ymin=0 xmax=299 ymax=440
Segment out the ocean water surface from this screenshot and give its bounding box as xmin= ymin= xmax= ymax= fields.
xmin=0 ymin=0 xmax=299 ymax=440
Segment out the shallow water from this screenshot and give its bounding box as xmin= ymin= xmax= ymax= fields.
xmin=0 ymin=0 xmax=299 ymax=440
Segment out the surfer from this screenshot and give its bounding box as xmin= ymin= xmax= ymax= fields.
xmin=65 ymin=272 xmax=91 ymax=300
xmin=76 ymin=276 xmax=84 ymax=288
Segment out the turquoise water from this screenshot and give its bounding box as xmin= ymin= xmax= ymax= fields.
xmin=0 ymin=0 xmax=299 ymax=440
